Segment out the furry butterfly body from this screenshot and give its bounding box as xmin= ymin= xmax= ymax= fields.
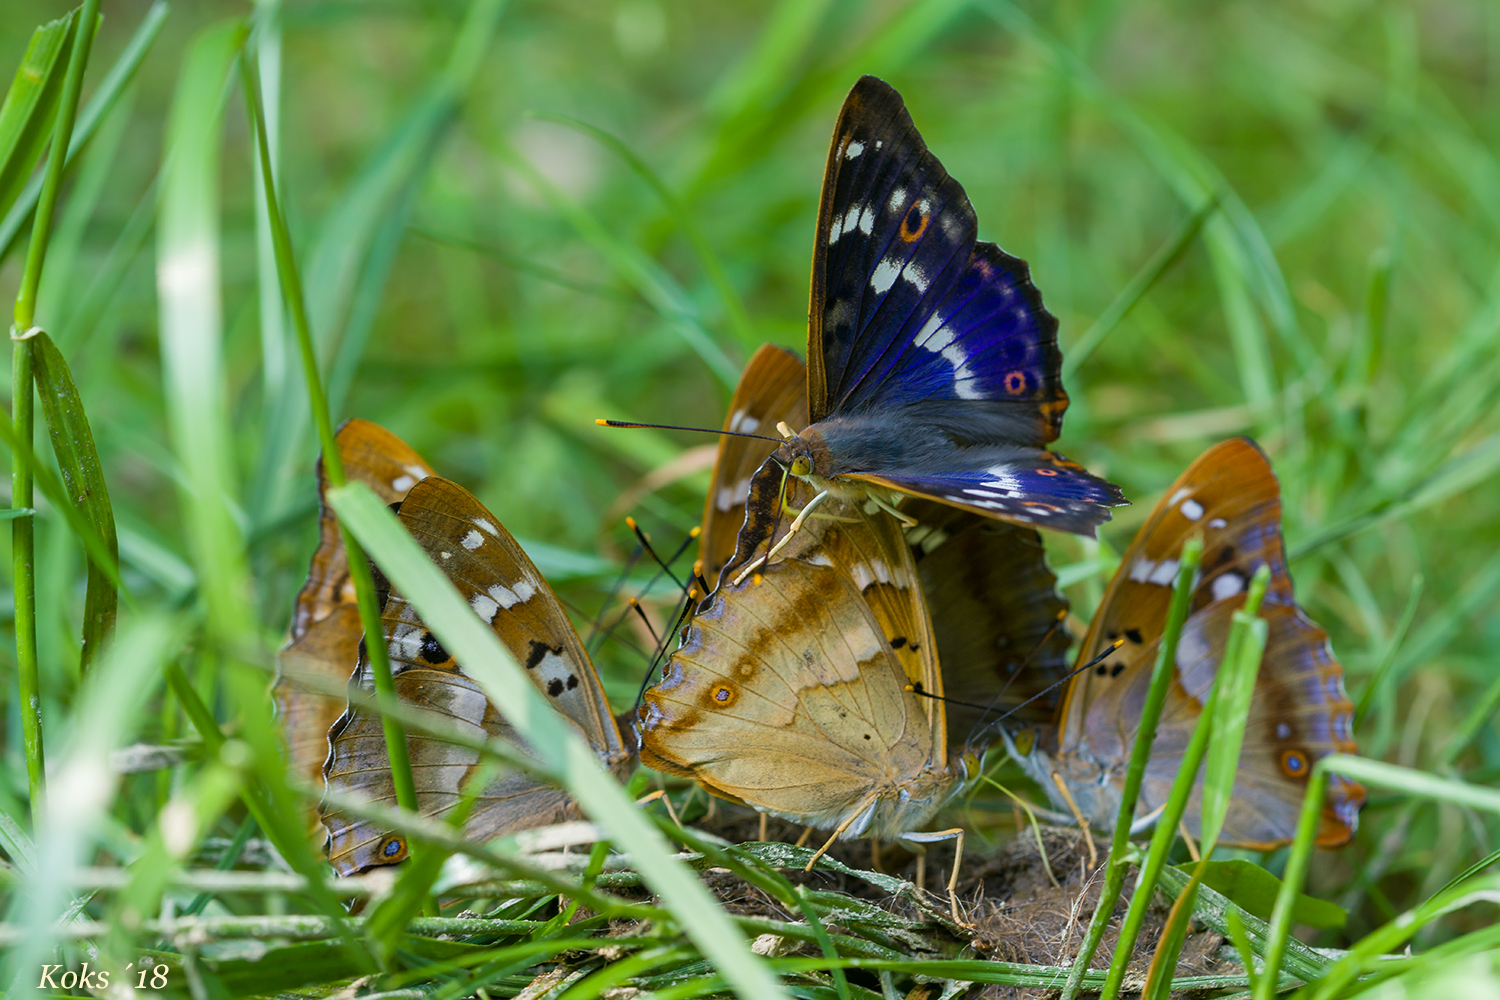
xmin=321 ymin=475 xmax=634 ymax=875
xmin=1012 ymin=438 xmax=1365 ymax=848
xmin=728 ymin=76 xmax=1125 ymax=577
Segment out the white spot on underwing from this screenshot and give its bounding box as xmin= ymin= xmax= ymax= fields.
xmin=716 ymin=476 xmax=752 ymax=512
xmin=475 ymin=518 xmax=499 ymax=536
xmin=471 ymin=592 xmax=499 ymax=620
xmin=462 ymin=529 xmax=483 ymax=551
xmin=1212 ymin=572 xmax=1244 ymax=600
xmin=844 ymin=140 xmax=865 ymax=159
xmin=488 ymin=578 xmax=538 ymax=609
xmin=1208 ymin=518 xmax=1227 ymax=529
xmin=392 ymin=474 xmax=415 ymax=493
xmin=1180 ymin=498 xmax=1204 ymax=521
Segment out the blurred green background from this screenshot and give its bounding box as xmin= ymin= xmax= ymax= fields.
xmin=2 ymin=0 xmax=1498 ymax=944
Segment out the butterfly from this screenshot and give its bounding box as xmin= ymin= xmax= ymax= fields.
xmin=275 ymin=419 xmax=436 ymax=803
xmin=321 ymin=475 xmax=635 ymax=875
xmin=1010 ymin=438 xmax=1365 ymax=848
xmin=726 ymin=76 xmax=1125 ymax=579
xmin=641 ymin=469 xmax=976 ymax=852
xmin=699 ymin=346 xmax=1074 ymax=744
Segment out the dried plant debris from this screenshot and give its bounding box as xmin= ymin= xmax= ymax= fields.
xmin=664 ymin=803 xmax=1228 ymax=997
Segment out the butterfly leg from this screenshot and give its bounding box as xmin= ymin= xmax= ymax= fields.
xmin=900 ymin=828 xmax=966 ymax=924
xmin=865 ymin=491 xmax=918 ymax=528
xmin=805 ymin=794 xmax=878 ymax=871
xmin=1049 ymin=771 xmax=1097 ymax=870
xmin=764 ymin=489 xmax=833 ymax=561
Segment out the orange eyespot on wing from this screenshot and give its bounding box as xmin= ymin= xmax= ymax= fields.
xmin=899 ymin=204 xmax=930 ymax=242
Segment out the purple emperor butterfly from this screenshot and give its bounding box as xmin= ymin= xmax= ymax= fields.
xmin=642 ymin=464 xmax=976 ymax=857
xmin=321 ymin=476 xmax=635 ymax=875
xmin=1012 ymin=439 xmax=1365 ymax=848
xmin=702 ymin=347 xmax=1074 ymax=741
xmin=276 ymin=419 xmax=436 ymax=810
xmin=728 ymin=76 xmax=1125 ymax=578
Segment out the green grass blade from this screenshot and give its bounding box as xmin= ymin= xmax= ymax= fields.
xmin=1258 ymin=757 xmax=1500 ymax=1000
xmin=1064 ymin=195 xmax=1217 ymax=379
xmin=156 ymin=18 xmax=254 ymax=645
xmin=1354 ymin=573 xmax=1423 ymax=728
xmin=1199 ymin=566 xmax=1272 ymax=849
xmin=528 ymin=111 xmax=757 ymax=347
xmin=327 ymin=480 xmax=788 ymax=1000
xmin=504 ymin=144 xmax=741 ymax=388
xmin=1127 ymin=568 xmax=1271 ymax=999
xmin=0 ymin=1 xmax=168 ymax=265
xmin=0 ymin=10 xmax=76 ymax=225
xmin=2 ymin=613 xmax=183 ymax=992
xmin=11 ymin=0 xmax=100 ymax=829
xmin=249 ymin=0 xmax=505 ymax=526
xmin=30 ymin=329 xmax=118 ymax=670
xmin=1059 ymin=536 xmax=1204 ymax=1000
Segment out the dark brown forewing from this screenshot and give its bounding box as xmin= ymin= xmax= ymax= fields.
xmin=904 ymin=500 xmax=1071 ymax=743
xmin=321 ymin=477 xmax=632 ymax=875
xmin=698 ymin=345 xmax=808 ymax=585
xmin=290 ymin=419 xmax=437 ymax=639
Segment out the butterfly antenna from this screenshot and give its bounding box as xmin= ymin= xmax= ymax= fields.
xmin=962 ymin=609 xmax=1070 ymax=743
xmin=976 ymin=639 xmax=1127 ymax=744
xmin=626 ymin=516 xmax=692 ymax=592
xmin=596 ymin=418 xmax=783 ymax=445
xmin=592 ymin=523 xmax=698 ymax=660
xmin=626 ymin=597 xmax=663 ymax=650
xmin=585 ymin=543 xmax=644 ymax=655
xmin=631 ymin=585 xmax=701 ymax=716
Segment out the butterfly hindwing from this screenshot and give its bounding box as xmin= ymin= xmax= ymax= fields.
xmin=905 ymin=500 xmax=1072 ymax=738
xmin=322 ymin=476 xmax=631 ymax=874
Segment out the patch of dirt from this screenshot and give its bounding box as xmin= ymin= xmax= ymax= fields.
xmin=677 ymin=802 xmax=1228 ymax=997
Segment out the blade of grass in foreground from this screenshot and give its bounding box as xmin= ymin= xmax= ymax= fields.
xmin=1058 ymin=536 xmax=1204 ymax=1000
xmin=328 ymin=481 xmax=787 ymax=1000
xmin=0 ymin=11 xmax=78 ymax=223
xmin=2 ymin=613 xmax=181 ymax=993
xmin=12 ymin=0 xmax=100 ymax=827
xmin=240 ymin=48 xmax=422 ymax=862
xmin=1257 ymin=757 xmax=1500 ymax=1000
xmin=1139 ymin=568 xmax=1271 ymax=999
xmin=0 ymin=1 xmax=169 ymax=264
xmin=31 ymin=330 xmax=118 ymax=670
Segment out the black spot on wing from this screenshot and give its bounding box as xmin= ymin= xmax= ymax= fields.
xmin=419 ymin=632 xmax=448 ymax=665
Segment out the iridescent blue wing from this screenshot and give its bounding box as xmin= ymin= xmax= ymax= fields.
xmin=849 ymin=447 xmax=1125 ymax=537
xmin=810 ymin=76 xmax=1066 ymax=446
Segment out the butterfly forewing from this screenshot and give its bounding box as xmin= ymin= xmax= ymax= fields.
xmin=321 ymin=476 xmax=630 ymax=875
xmin=699 ymin=345 xmax=808 ymax=584
xmin=787 ymin=76 xmax=1126 ymax=538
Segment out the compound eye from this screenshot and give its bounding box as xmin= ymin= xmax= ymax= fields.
xmin=790 ymin=456 xmax=812 ymax=476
